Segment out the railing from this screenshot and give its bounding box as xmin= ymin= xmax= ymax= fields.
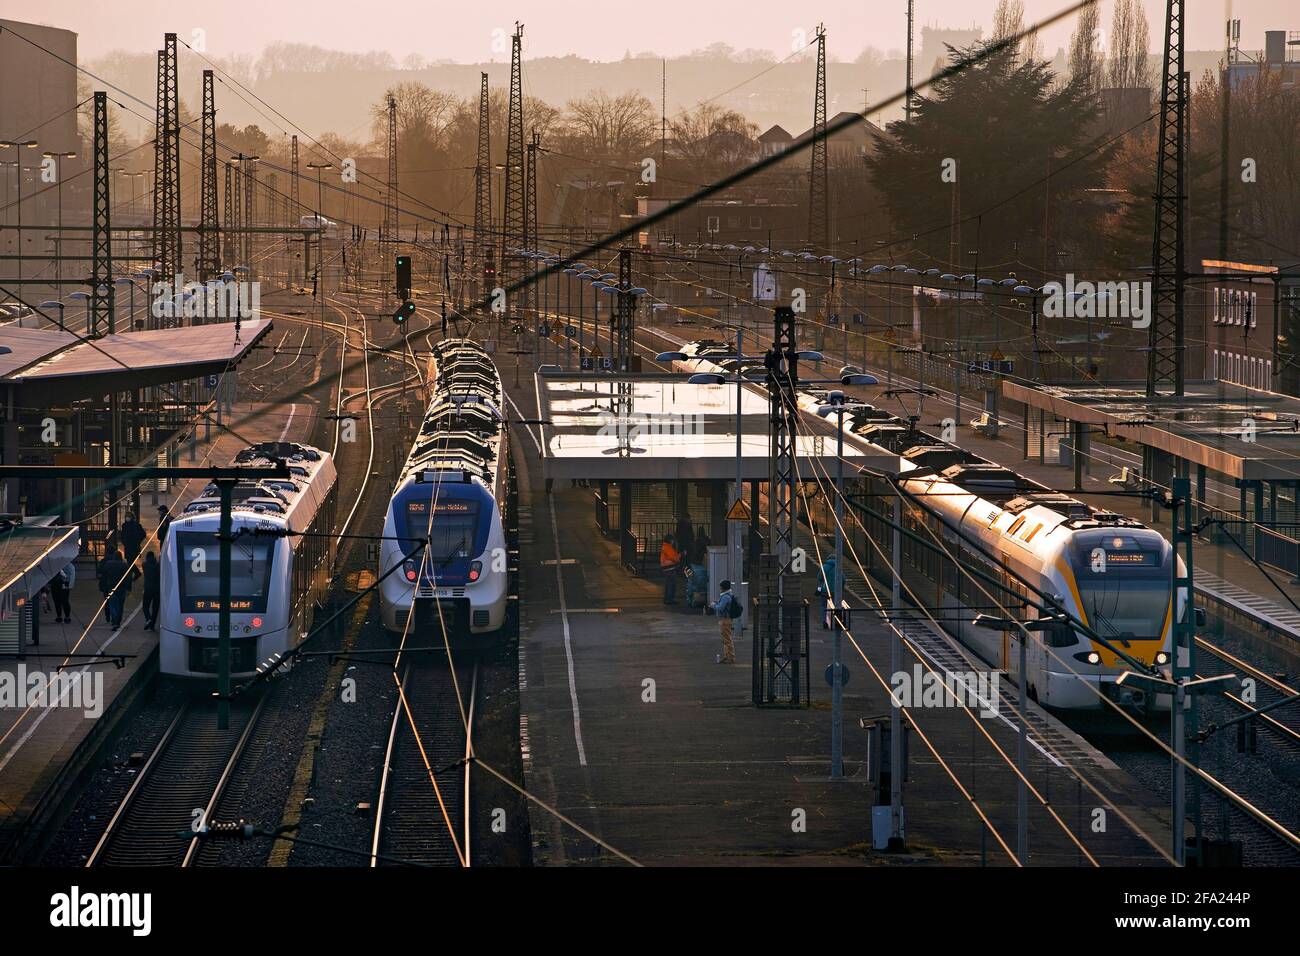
xmin=1256 ymin=525 xmax=1300 ymax=582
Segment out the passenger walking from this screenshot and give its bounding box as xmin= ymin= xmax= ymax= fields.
xmin=710 ymin=579 xmax=741 ymax=664
xmin=142 ymin=551 xmax=161 ymax=631
xmin=98 ymin=547 xmax=131 ymax=630
xmin=659 ymin=534 xmax=684 ymax=606
xmin=120 ymin=510 xmax=146 ymax=576
xmin=49 ymin=560 xmax=74 ymax=624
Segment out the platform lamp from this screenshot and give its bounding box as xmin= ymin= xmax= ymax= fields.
xmin=42 ymin=150 xmax=76 ymax=287
xmin=36 ymin=299 xmax=64 ymax=331
xmin=0 ymin=139 xmax=39 ymax=285
xmin=65 ymin=290 xmax=91 ymax=334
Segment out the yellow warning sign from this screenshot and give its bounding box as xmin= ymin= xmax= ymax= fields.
xmin=590 ymin=346 xmax=603 ymax=357
xmin=726 ymin=498 xmax=751 ymax=521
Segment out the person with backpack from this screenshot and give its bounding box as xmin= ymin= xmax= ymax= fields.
xmin=710 ymin=579 xmax=742 ymax=664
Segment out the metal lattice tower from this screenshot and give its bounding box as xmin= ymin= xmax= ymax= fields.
xmin=222 ymin=161 xmax=234 ymax=267
xmin=503 ymin=23 xmax=526 ymax=268
xmin=232 ymin=162 xmax=243 ymax=265
xmin=1147 ymin=0 xmax=1187 ymax=397
xmin=152 ymin=34 xmax=181 ymax=281
xmin=384 ymin=94 xmax=398 ymax=244
xmin=905 ymin=1 xmax=915 ymax=120
xmin=198 ymin=70 xmax=219 ymax=281
xmin=766 ymin=307 xmax=799 ymax=565
xmin=91 ymin=91 xmax=114 ymax=335
xmin=244 ymin=160 xmax=256 ymax=269
xmin=291 ymin=134 xmax=300 ymax=215
xmin=808 ymin=24 xmax=829 ymax=251
xmin=615 ymin=247 xmax=634 ymax=372
xmin=473 ymin=72 xmax=492 ymax=258
xmin=525 ymin=130 xmax=539 ymax=317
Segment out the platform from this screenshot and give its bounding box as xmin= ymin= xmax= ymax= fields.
xmin=506 ymin=360 xmax=1175 ymax=866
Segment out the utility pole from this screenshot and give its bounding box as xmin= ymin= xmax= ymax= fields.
xmin=905 ymin=0 xmax=915 ymax=121
xmin=198 ymin=70 xmax=219 ymax=282
xmin=152 ymin=34 xmax=181 ymax=282
xmin=504 ymin=23 xmax=526 ymax=279
xmin=90 ymin=92 xmax=113 ymax=336
xmin=473 ymin=72 xmax=491 ymax=261
xmin=808 ymin=24 xmax=829 ymax=251
xmin=1147 ymin=0 xmax=1187 ymax=397
xmin=385 ymin=94 xmax=398 ymax=246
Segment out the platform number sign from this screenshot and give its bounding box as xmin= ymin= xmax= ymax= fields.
xmin=205 ymin=373 xmax=220 ymax=389
xmin=828 ymin=313 xmax=840 ymax=326
xmin=565 ymin=325 xmax=577 ymax=338
xmin=539 ymin=322 xmax=551 ymax=337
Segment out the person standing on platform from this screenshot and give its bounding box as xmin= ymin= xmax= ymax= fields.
xmin=120 ymin=510 xmax=146 ymax=577
xmin=142 ymin=551 xmax=161 ymax=631
xmin=710 ymin=579 xmax=740 ymax=664
xmin=49 ymin=561 xmax=73 ymax=624
xmin=659 ymin=534 xmax=684 ymax=606
xmin=156 ymin=505 xmax=173 ymax=546
xmin=99 ymin=548 xmax=131 ymax=630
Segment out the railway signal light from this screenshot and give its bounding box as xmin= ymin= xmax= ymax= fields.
xmin=396 ymin=255 xmax=412 ymax=299
xmin=393 ymin=300 xmax=416 ymax=325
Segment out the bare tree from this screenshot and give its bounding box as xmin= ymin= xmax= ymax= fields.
xmin=667 ymin=103 xmax=758 ymax=177
xmin=1108 ymin=0 xmax=1151 ymax=90
xmin=558 ymin=90 xmax=657 ymax=161
xmin=1068 ymin=3 xmax=1102 ymax=95
xmin=370 ymin=83 xmax=458 ymax=148
xmin=992 ymin=0 xmax=1042 ymax=64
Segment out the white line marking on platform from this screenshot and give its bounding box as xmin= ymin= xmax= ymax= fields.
xmin=505 ymin=390 xmax=585 ymax=767
xmin=0 ymin=605 xmax=141 ymax=776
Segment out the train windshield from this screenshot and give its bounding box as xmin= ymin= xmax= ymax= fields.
xmin=175 ymin=531 xmax=276 ymax=613
xmin=405 ymin=499 xmax=479 ymax=565
xmin=1076 ymin=577 xmax=1169 ymax=642
xmin=1072 ymin=532 xmax=1170 ymax=642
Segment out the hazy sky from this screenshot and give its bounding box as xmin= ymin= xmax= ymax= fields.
xmin=6 ymin=0 xmax=1295 ymax=64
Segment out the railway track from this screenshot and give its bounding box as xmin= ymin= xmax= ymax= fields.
xmin=1197 ymin=637 xmax=1300 ymax=747
xmin=371 ymin=659 xmax=478 ymax=867
xmin=85 ymin=694 xmax=268 ymax=867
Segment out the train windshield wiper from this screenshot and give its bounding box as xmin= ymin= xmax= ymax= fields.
xmin=435 ymin=537 xmax=467 ymax=569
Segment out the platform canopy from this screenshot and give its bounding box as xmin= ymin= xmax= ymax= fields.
xmin=534 ymin=372 xmax=898 ymax=481
xmin=0 ymin=319 xmax=272 ymax=403
xmin=1003 ymin=378 xmax=1300 ymax=482
xmin=0 ymin=522 xmax=80 ymax=651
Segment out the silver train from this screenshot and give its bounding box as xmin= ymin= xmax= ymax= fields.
xmin=675 ymin=339 xmax=1181 ymax=714
xmin=378 ymin=339 xmax=512 ymax=645
xmin=160 ymin=441 xmax=338 ymax=678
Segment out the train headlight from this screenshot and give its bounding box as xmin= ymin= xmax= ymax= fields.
xmin=184 ymin=616 xmax=195 ymax=628
xmin=252 ymin=617 xmax=263 ymax=629
xmin=468 ymin=560 xmax=482 ymax=582
xmin=1155 ymin=651 xmax=1170 ymax=666
xmin=404 ymin=560 xmax=418 ymax=582
xmin=1087 ymin=652 xmax=1101 ymax=665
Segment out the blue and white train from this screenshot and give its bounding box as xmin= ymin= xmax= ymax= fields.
xmin=160 ymin=441 xmax=338 ymax=678
xmin=378 ymin=339 xmax=512 ymax=645
xmin=674 ymin=338 xmax=1181 ymax=715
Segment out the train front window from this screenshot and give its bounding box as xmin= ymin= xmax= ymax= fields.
xmin=405 ymin=499 xmax=479 ymax=567
xmin=1076 ymin=577 xmax=1169 ymax=642
xmin=175 ymin=531 xmax=276 ymax=613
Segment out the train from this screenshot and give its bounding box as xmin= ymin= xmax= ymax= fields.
xmin=300 ymin=214 xmax=340 ymax=240
xmin=672 ymin=339 xmax=1181 ymax=715
xmin=159 ymin=441 xmax=338 ymax=678
xmin=378 ymin=338 xmax=512 ymax=646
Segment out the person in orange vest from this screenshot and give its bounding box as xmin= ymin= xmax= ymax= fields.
xmin=659 ymin=534 xmax=684 ymax=606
